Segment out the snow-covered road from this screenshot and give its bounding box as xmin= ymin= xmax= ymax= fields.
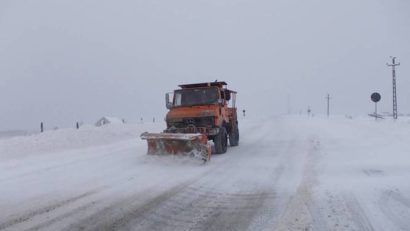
xmin=1 ymin=116 xmax=409 ymax=231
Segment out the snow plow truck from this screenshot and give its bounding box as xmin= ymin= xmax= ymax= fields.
xmin=141 ymin=81 xmax=239 ymax=162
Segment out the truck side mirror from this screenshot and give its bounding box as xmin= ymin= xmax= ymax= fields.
xmin=165 ymin=93 xmax=173 ymax=109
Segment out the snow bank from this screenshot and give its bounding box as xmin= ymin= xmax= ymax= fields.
xmin=0 ymin=122 xmax=164 ymax=161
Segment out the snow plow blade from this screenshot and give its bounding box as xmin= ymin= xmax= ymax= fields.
xmin=140 ymin=132 xmax=211 ymax=162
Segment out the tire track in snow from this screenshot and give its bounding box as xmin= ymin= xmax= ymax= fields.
xmin=23 ymin=199 xmax=102 ymax=231
xmin=135 ymin=190 xmax=275 ymax=231
xmin=0 ymin=189 xmax=100 ymax=231
xmin=60 ymin=118 xmax=284 ymax=231
xmin=274 ymin=135 xmax=376 ymax=231
xmin=379 ymin=190 xmax=410 ymax=230
xmin=272 ymin=136 xmax=321 ymax=231
xmin=316 ymin=192 xmax=375 ymax=231
xmin=296 ymin=135 xmax=376 ymax=231
xmin=2 ymin=117 xmax=303 ymax=231
xmin=126 ymin=118 xmax=295 ymax=231
xmin=62 ymin=177 xmax=206 ymax=231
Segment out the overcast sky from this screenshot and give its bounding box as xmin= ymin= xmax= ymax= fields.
xmin=1 ymin=0 xmax=409 ymax=130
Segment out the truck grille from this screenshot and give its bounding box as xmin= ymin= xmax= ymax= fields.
xmin=168 ymin=117 xmax=214 ymax=129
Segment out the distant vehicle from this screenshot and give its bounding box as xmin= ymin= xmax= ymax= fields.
xmin=141 ymin=81 xmax=239 ymax=162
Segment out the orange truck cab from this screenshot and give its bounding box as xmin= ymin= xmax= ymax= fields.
xmin=165 ymin=81 xmax=239 ymax=154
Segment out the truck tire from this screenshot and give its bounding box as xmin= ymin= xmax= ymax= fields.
xmin=214 ymin=127 xmax=228 ymax=154
xmin=229 ymin=126 xmax=239 ymax=147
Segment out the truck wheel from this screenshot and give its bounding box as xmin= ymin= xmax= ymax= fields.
xmin=214 ymin=127 xmax=228 ymax=154
xmin=229 ymin=127 xmax=239 ymax=147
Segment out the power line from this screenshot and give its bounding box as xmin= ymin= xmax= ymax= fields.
xmin=387 ymin=57 xmax=400 ymax=120
xmin=326 ymin=94 xmax=331 ymax=118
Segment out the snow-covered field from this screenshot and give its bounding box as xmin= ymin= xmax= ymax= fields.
xmin=0 ymin=116 xmax=409 ymax=231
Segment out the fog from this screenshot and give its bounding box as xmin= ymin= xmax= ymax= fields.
xmin=0 ymin=0 xmax=409 ymax=130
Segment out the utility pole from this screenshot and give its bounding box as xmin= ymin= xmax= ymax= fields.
xmin=287 ymin=95 xmax=291 ymax=114
xmin=326 ymin=94 xmax=331 ymax=118
xmin=387 ymin=57 xmax=400 ymax=120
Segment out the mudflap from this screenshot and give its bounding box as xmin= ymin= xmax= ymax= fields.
xmin=140 ymin=132 xmax=211 ymax=162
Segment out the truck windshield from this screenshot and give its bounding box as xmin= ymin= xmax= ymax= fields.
xmin=174 ymin=88 xmax=219 ymax=107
